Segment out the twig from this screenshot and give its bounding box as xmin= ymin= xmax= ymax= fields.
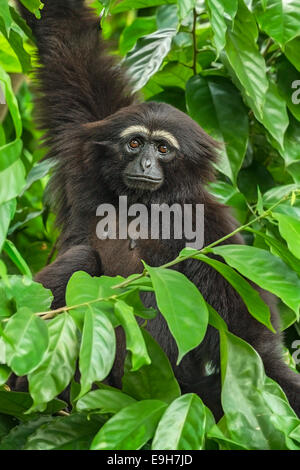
xmin=192 ymin=8 xmax=198 ymax=75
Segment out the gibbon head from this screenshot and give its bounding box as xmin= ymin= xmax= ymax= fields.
xmin=83 ymin=102 xmax=218 ymax=203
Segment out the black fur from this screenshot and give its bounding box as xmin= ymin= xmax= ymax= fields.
xmin=15 ymin=0 xmax=299 ymax=419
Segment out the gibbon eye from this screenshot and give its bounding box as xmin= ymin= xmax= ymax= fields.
xmin=158 ymin=144 xmax=168 ymax=154
xmin=129 ymin=139 xmax=140 ymax=149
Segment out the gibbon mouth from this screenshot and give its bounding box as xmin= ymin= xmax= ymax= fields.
xmin=125 ymin=174 xmax=162 ymax=183
xmin=124 ymin=174 xmax=163 ymax=191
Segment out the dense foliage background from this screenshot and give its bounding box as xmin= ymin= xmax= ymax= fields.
xmin=0 ymin=0 xmax=299 ymax=450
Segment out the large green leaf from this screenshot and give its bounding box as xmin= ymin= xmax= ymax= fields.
xmin=90 ymin=400 xmax=167 ymax=450
xmin=205 ymin=0 xmax=238 ymax=54
xmin=0 ymin=139 xmax=22 ymax=172
xmin=0 ymin=391 xmax=66 ymax=420
xmin=119 ymin=17 xmax=156 ymax=56
xmin=186 ymin=251 xmax=274 ymax=331
xmin=3 ymin=307 xmax=48 ymax=376
xmin=28 ymin=313 xmax=79 ymax=411
xmin=186 ymin=75 xmax=248 ymax=183
xmin=145 ymin=264 xmax=208 ymax=363
xmin=254 ymin=0 xmax=300 ymax=48
xmin=76 ymin=389 xmax=136 ymax=415
xmin=152 ymin=393 xmax=210 ymax=450
xmin=285 ymin=36 xmax=300 ymax=71
xmin=0 ymin=417 xmax=52 ymax=450
xmin=5 ymin=275 xmax=53 ymax=312
xmin=122 ymin=329 xmax=181 ymax=404
xmin=225 ymin=0 xmax=268 ymax=115
xmin=124 ymin=28 xmax=177 ymax=92
xmin=273 ymin=212 xmax=300 ymax=260
xmin=114 ymin=300 xmax=150 ymax=371
xmin=246 ymin=227 xmax=300 ymax=277
xmin=0 ymin=3 xmax=13 ymax=35
xmin=220 ymin=331 xmax=300 ymax=450
xmin=79 ymin=305 xmax=116 ymax=397
xmin=25 ymin=414 xmax=106 ymax=450
xmin=210 ymin=244 xmax=300 ymax=316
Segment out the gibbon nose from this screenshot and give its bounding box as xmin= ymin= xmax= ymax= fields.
xmin=141 ymin=156 xmax=153 ymax=171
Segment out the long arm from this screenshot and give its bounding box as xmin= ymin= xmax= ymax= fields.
xmin=17 ymin=0 xmax=134 ymax=142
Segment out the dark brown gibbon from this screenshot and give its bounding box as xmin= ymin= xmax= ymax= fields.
xmin=14 ymin=0 xmax=300 ymax=419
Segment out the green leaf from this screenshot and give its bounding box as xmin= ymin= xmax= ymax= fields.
xmin=152 ymin=393 xmax=210 ymax=450
xmin=206 ymin=0 xmax=238 ymax=54
xmin=90 ymin=400 xmax=167 ymax=450
xmin=119 ymin=17 xmax=156 ymax=56
xmin=6 ymin=28 xmax=31 ymax=73
xmin=273 ymin=212 xmax=300 ymax=260
xmin=124 ymin=28 xmax=177 ymax=92
xmin=208 ymin=181 xmax=248 ymax=223
xmin=25 ymin=414 xmax=106 ymax=450
xmin=111 ymin=0 xmax=176 ymax=13
xmin=0 ymin=3 xmax=13 ymax=35
xmin=0 ymin=159 xmax=26 ymax=205
xmin=0 ymin=66 xmax=22 ymax=137
xmin=3 ymin=240 xmax=31 ymax=278
xmin=0 ymin=199 xmax=16 ymax=252
xmin=254 ymin=80 xmax=289 ymax=150
xmin=285 ymin=36 xmax=300 ymax=71
xmin=0 ymin=365 xmax=11 ymax=386
xmin=76 ymin=389 xmax=136 ymax=414
xmin=246 ymin=227 xmax=300 ymax=277
xmin=210 ymin=244 xmax=300 ymax=317
xmin=28 ymin=313 xmax=79 ymax=411
xmin=145 ymin=264 xmax=208 ymax=363
xmin=0 ymin=139 xmax=22 ymax=172
xmin=0 ymin=417 xmax=52 ymax=450
xmin=190 ymin=253 xmax=274 ymax=332
xmin=79 ymin=305 xmax=116 ymax=397
xmin=122 ymin=329 xmax=181 ymax=404
xmin=225 ymin=0 xmax=268 ymax=115
xmin=220 ymin=331 xmax=300 ymax=449
xmin=254 ymin=0 xmax=300 ymax=48
xmin=3 ymin=307 xmax=49 ymax=376
xmin=0 ymin=391 xmax=66 ymax=420
xmin=6 ymin=275 xmax=53 ymax=312
xmin=156 ymin=4 xmax=178 ymax=29
xmin=186 ymin=75 xmax=248 ymax=183
xmin=21 ymin=158 xmax=57 ymax=195
xmin=19 ymin=0 xmax=44 ymax=19
xmin=114 ymin=300 xmax=150 ymax=371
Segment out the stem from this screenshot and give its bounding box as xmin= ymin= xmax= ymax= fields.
xmin=192 ymin=8 xmax=198 ymax=75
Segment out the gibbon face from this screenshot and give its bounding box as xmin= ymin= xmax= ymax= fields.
xmin=88 ymin=102 xmax=218 ymax=200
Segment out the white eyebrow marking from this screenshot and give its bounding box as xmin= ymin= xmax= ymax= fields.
xmin=152 ymin=130 xmax=179 ymax=149
xmin=120 ymin=125 xmax=150 ymax=138
xmin=120 ymin=126 xmax=180 ymax=150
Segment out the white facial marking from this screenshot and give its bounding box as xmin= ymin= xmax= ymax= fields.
xmin=120 ymin=125 xmax=150 ymax=138
xmin=120 ymin=126 xmax=179 ymax=150
xmin=152 ymin=130 xmax=179 ymax=149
